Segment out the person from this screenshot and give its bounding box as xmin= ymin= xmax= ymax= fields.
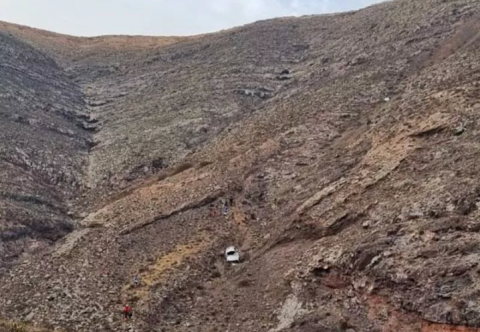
xmin=133 ymin=275 xmax=141 ymax=287
xmin=210 ymin=205 xmax=218 ymax=217
xmin=124 ymin=304 xmax=133 ymax=321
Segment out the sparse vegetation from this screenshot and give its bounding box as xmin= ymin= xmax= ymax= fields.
xmin=2 ymin=1 xmax=480 ymax=331
xmin=0 ymin=321 xmax=50 ymax=332
xmin=2 ymin=322 xmax=28 ymax=332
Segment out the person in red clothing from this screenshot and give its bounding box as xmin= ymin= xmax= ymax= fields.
xmin=124 ymin=304 xmax=132 ymax=321
xmin=210 ymin=204 xmax=218 ymax=217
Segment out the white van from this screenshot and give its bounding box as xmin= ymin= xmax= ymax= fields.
xmin=225 ymin=246 xmax=240 ymax=263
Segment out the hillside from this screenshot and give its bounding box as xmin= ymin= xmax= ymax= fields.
xmin=0 ymin=31 xmax=89 ymax=265
xmin=1 ymin=0 xmax=480 ymax=331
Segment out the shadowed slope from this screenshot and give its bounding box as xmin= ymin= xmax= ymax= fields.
xmin=0 ymin=32 xmax=89 ymax=263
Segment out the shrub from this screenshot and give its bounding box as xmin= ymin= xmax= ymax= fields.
xmin=0 ymin=322 xmax=28 ymax=332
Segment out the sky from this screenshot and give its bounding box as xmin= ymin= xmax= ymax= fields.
xmin=0 ymin=0 xmax=386 ymax=37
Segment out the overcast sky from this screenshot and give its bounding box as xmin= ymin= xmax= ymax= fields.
xmin=0 ymin=0 xmax=385 ymax=37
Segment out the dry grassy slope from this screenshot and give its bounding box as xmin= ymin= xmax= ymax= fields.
xmin=0 ymin=21 xmax=190 ymax=64
xmin=2 ymin=0 xmax=480 ymax=332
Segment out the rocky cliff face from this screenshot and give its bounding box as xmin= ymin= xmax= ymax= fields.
xmin=1 ymin=0 xmax=480 ymax=331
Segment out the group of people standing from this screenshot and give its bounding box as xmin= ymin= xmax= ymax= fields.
xmin=123 ymin=197 xmax=236 ymax=323
xmin=123 ymin=276 xmax=142 ymax=322
xmin=210 ymin=197 xmax=234 ymax=217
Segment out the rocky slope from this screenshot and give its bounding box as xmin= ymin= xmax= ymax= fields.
xmin=1 ymin=0 xmax=480 ymax=331
xmin=0 ymin=31 xmax=89 ymax=265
